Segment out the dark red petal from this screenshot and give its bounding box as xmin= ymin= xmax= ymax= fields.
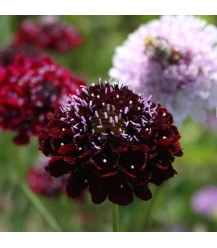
xmin=150 ymin=167 xmax=177 ymax=186
xmin=133 ymin=185 xmax=152 ymax=201
xmin=105 ymin=176 xmax=133 ymax=206
xmin=91 ymin=144 xmax=118 ymax=170
xmin=13 ymin=133 xmax=30 ymax=145
xmin=89 ymin=176 xmax=107 ymax=204
xmin=46 ymin=157 xmax=72 ymax=177
xmin=58 ymin=143 xmax=74 ymax=154
xmin=66 ymin=172 xmax=88 ymax=198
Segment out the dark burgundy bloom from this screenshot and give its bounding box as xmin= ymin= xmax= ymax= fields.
xmin=39 ymin=80 xmax=183 ymax=206
xmin=15 ymin=18 xmax=82 ymax=53
xmin=0 ymin=43 xmax=41 ymax=67
xmin=0 ymin=55 xmax=86 ymax=145
xmin=27 ymin=162 xmax=65 ymax=197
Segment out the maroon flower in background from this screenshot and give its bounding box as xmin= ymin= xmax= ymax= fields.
xmin=0 ymin=43 xmax=41 ymax=67
xmin=27 ymin=156 xmax=86 ymax=202
xmin=27 ymin=162 xmax=65 ymax=197
xmin=39 ymin=80 xmax=183 ymax=206
xmin=0 ymin=54 xmax=86 ymax=145
xmin=15 ymin=17 xmax=83 ymax=53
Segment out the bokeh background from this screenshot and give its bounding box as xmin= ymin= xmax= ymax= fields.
xmin=0 ymin=15 xmax=217 ymax=232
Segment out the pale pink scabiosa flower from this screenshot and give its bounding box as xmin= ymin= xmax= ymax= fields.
xmin=39 ymin=80 xmax=183 ymax=206
xmin=109 ymin=15 xmax=217 ymax=125
xmin=0 ymin=54 xmax=86 ymax=145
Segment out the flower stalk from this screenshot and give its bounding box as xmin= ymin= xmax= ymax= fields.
xmin=112 ymin=204 xmax=120 ymax=232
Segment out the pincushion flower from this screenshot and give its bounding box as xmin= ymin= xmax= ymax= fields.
xmin=0 ymin=55 xmax=86 ymax=145
xmin=39 ymin=80 xmax=183 ymax=206
xmin=191 ymin=186 xmax=217 ymax=218
xmin=27 ymin=157 xmax=65 ymax=196
xmin=109 ymin=15 xmax=217 ymax=124
xmin=206 ymin=111 xmax=217 ymax=133
xmin=15 ymin=17 xmax=82 ymax=53
xmin=0 ymin=43 xmax=41 ymax=67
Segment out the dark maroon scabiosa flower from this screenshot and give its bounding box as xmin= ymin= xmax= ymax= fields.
xmin=15 ymin=18 xmax=82 ymax=53
xmin=0 ymin=54 xmax=86 ymax=145
xmin=0 ymin=43 xmax=41 ymax=67
xmin=39 ymin=80 xmax=183 ymax=206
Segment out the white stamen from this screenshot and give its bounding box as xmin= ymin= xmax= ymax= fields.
xmin=62 ymin=128 xmax=65 ymax=131
xmin=61 ymin=143 xmax=64 ymax=146
xmin=95 ymin=111 xmax=99 ymax=118
xmin=163 ymin=113 xmax=166 ymax=117
xmin=91 ymin=93 xmax=94 ymax=97
xmin=97 ymin=95 xmax=100 ymax=98
xmin=163 ymin=136 xmax=166 ymax=139
xmin=103 ymin=159 xmax=107 ymax=163
xmin=120 ymin=184 xmax=123 ymax=188
xmin=79 ymin=147 xmax=82 ymax=150
xmin=131 ymin=165 xmax=135 ymax=169
xmin=84 ymin=179 xmax=88 ymax=183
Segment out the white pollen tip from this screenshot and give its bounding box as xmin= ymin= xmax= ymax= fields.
xmin=163 ymin=136 xmax=167 ymax=139
xmin=163 ymin=113 xmax=166 ymax=116
xmin=120 ymin=184 xmax=123 ymax=188
xmin=131 ymin=165 xmax=135 ymax=169
xmin=103 ymin=159 xmax=107 ymax=163
xmin=61 ymin=143 xmax=64 ymax=146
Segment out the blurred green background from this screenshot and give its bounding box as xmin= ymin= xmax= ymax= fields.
xmin=0 ymin=15 xmax=217 ymax=232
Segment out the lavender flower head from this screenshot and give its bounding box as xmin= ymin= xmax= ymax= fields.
xmin=206 ymin=111 xmax=217 ymax=133
xmin=109 ymin=15 xmax=217 ymax=125
xmin=191 ymin=186 xmax=217 ymax=218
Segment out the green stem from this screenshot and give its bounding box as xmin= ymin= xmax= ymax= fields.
xmin=112 ymin=204 xmax=119 ymax=232
xmin=143 ymin=186 xmax=161 ymax=231
xmin=21 ymin=182 xmax=63 ymax=232
xmin=15 ymin=146 xmax=62 ymax=232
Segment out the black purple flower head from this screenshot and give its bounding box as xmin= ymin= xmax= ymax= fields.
xmin=39 ymin=80 xmax=183 ymax=206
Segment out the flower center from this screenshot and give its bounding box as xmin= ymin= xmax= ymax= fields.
xmin=91 ymin=104 xmax=126 ymax=134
